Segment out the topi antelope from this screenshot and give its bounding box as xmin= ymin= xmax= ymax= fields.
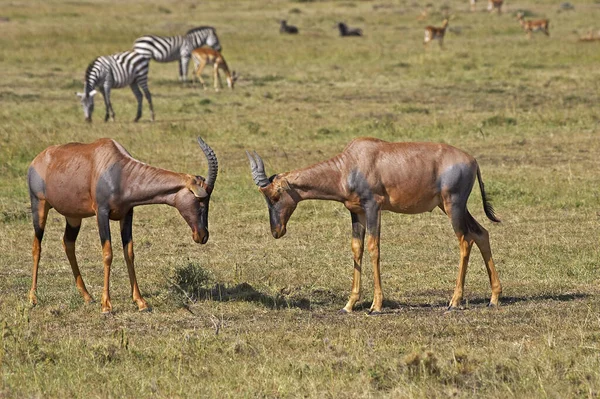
xmin=247 ymin=137 xmax=502 ymax=314
xmin=191 ymin=47 xmax=238 ymax=91
xmin=424 ymin=19 xmax=450 ymax=48
xmin=516 ymin=12 xmax=550 ymax=39
xmin=28 ymin=137 xmax=218 ymax=313
xmin=280 ymin=20 xmax=299 ymax=34
xmin=338 ymin=22 xmax=363 ymax=37
xmin=488 ymin=0 xmax=503 ymax=14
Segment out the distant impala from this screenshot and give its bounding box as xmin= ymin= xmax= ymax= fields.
xmin=247 ymin=137 xmax=502 ymax=313
xmin=517 ymin=12 xmax=550 ymax=39
xmin=28 ymin=137 xmax=218 ymax=313
xmin=191 ymin=47 xmax=237 ymax=91
xmin=488 ymin=0 xmax=503 ymax=14
xmin=424 ymin=19 xmax=450 ymax=48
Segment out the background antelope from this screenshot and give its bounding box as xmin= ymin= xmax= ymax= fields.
xmin=247 ymin=137 xmax=501 ymax=314
xmin=28 ymin=137 xmax=218 ymax=313
xmin=488 ymin=0 xmax=503 ymax=14
xmin=338 ymin=22 xmax=363 ymax=37
xmin=424 ymin=18 xmax=449 ymax=48
xmin=76 ymin=50 xmax=153 ymax=123
xmin=279 ymin=20 xmax=299 ymax=34
xmin=517 ymin=12 xmax=550 ymax=39
xmin=191 ymin=47 xmax=237 ymax=91
xmin=133 ymin=26 xmax=221 ymax=82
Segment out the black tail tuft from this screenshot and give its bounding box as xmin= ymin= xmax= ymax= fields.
xmin=477 ymin=166 xmax=501 ymax=223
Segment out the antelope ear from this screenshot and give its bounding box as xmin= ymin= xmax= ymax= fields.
xmin=89 ymin=90 xmax=97 ymax=97
xmin=189 ymin=184 xmax=208 ymax=198
xmin=76 ymin=92 xmax=84 ymax=97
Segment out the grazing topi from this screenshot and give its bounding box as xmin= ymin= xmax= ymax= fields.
xmin=28 ymin=137 xmax=218 ymax=313
xmin=247 ymin=137 xmax=502 ymax=314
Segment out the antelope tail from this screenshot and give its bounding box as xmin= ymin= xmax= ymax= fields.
xmin=477 ymin=166 xmax=501 ymax=223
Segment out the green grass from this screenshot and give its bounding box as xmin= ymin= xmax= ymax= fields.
xmin=1 ymin=0 xmax=600 ymax=397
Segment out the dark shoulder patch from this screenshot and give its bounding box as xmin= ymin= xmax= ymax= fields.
xmin=96 ymin=163 xmax=122 ymax=206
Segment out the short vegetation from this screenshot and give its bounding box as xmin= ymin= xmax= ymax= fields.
xmin=1 ymin=0 xmax=599 ymax=397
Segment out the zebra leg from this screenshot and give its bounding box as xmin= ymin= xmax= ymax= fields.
xmin=130 ymin=83 xmax=144 ymax=123
xmin=140 ymin=84 xmax=155 ymax=122
xmin=181 ymin=54 xmax=190 ymax=83
xmin=101 ymin=86 xmax=115 ymax=122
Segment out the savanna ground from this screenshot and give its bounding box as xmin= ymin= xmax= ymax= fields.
xmin=1 ymin=0 xmax=600 ymax=397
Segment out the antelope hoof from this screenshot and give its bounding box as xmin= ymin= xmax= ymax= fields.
xmin=83 ymin=295 xmax=95 ymax=304
xmin=338 ymin=308 xmax=350 ymax=315
xmin=135 ymin=299 xmax=150 ymax=312
xmin=29 ymin=292 xmax=38 ymax=307
xmin=368 ymin=309 xmax=382 ymax=316
xmin=487 ymin=302 xmax=499 ymax=308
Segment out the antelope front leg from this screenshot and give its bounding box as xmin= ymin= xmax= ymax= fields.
xmin=97 ymin=210 xmax=113 ymax=313
xmin=341 ymin=212 xmax=366 ymax=313
xmin=120 ymin=210 xmax=149 ymax=311
xmin=366 ymin=207 xmax=383 ymax=314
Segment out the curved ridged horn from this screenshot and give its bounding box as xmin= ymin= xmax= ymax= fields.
xmin=245 ymin=150 xmax=271 ymax=188
xmin=197 ymin=137 xmax=218 ymax=189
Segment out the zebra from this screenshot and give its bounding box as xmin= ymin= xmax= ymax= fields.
xmin=76 ymin=50 xmax=154 ymax=123
xmin=133 ymin=26 xmax=221 ymax=82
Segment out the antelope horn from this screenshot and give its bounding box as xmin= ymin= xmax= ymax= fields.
xmin=197 ymin=137 xmax=218 ymax=190
xmin=245 ymin=151 xmax=271 ymax=188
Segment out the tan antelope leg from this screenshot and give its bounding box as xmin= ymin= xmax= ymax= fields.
xmin=341 ymin=212 xmax=366 ymax=313
xmin=120 ymin=210 xmax=148 ymax=311
xmin=367 ymin=208 xmax=383 ymax=313
xmin=195 ymin=59 xmax=208 ymax=90
xmin=213 ymin=64 xmax=221 ymax=92
xmin=470 ymin=219 xmax=502 ymax=306
xmin=97 ymin=209 xmax=113 ymax=313
xmin=449 ymin=233 xmax=474 ymax=309
xmin=63 ymin=217 xmax=93 ymax=303
xmin=29 ymin=199 xmax=50 ymax=306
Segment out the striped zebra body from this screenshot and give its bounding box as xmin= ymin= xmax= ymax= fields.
xmin=77 ymin=51 xmax=154 ymax=122
xmin=133 ymin=26 xmax=221 ymax=82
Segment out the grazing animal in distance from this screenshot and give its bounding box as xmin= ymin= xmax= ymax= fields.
xmin=424 ymin=19 xmax=450 ymax=48
xmin=28 ymin=137 xmax=218 ymax=313
xmin=191 ymin=47 xmax=237 ymax=91
xmin=488 ymin=0 xmax=503 ymax=14
xmin=133 ymin=26 xmax=221 ymax=82
xmin=516 ymin=12 xmax=550 ymax=39
xmin=246 ymin=137 xmax=502 ymax=314
xmin=470 ymin=0 xmax=477 ymax=11
xmin=338 ymin=22 xmax=363 ymax=37
xmin=76 ymin=50 xmax=154 ymax=123
xmin=579 ymin=29 xmax=600 ymax=42
xmin=280 ymin=20 xmax=299 ymax=34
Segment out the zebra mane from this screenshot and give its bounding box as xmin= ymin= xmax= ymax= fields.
xmin=186 ymin=26 xmax=215 ymax=35
xmin=84 ymin=58 xmax=100 ymax=94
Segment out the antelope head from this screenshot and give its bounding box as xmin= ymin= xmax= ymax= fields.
xmin=246 ymin=151 xmax=297 ymax=239
xmin=227 ymin=71 xmax=238 ymax=90
xmin=177 ymin=137 xmax=218 ymax=244
xmin=76 ymin=89 xmax=97 ymax=122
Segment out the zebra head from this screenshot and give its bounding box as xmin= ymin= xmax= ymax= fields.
xmin=76 ymin=90 xmax=97 ymax=123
